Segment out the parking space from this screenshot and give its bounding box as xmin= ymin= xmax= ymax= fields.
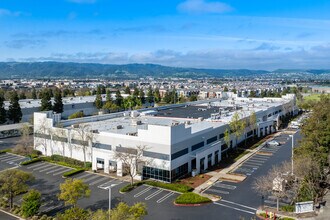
xmin=127 ymin=184 xmax=178 ymax=204
xmin=232 ymin=153 xmax=272 ymax=176
xmin=0 ymin=153 xmax=27 ymax=171
xmin=205 ymin=180 xmax=238 ymax=198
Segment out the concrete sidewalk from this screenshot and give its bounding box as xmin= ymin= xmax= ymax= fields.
xmin=194 ymin=132 xmax=283 ymax=198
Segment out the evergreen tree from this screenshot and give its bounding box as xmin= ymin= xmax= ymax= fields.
xmin=8 ymin=91 xmax=22 ymax=123
xmin=146 ymin=87 xmax=154 ymax=103
xmin=31 ymin=87 xmax=37 ymax=99
xmin=40 ymin=89 xmax=52 ymax=111
xmin=124 ymin=86 xmax=131 ymax=95
xmin=115 ymin=90 xmax=123 ymax=108
xmin=0 ymin=91 xmax=7 ymax=124
xmin=53 ymin=89 xmax=64 ymax=113
xmin=106 ymin=89 xmax=112 ymax=102
xmin=133 ymin=87 xmax=139 ymax=97
xmin=94 ymin=86 xmax=103 ymax=109
xmin=19 ymin=91 xmax=26 ymax=100
xmin=139 ymin=89 xmax=145 ymax=104
xmin=154 ymin=88 xmax=161 ymax=103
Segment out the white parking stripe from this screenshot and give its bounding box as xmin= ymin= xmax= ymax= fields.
xmin=82 ymin=174 xmax=100 ymax=183
xmin=76 ymin=172 xmax=92 ymax=179
xmin=39 ymin=165 xmax=58 ymax=173
xmin=33 ymin=163 xmax=54 ymax=171
xmin=244 ymin=161 xmax=263 ymax=166
xmin=98 ymin=179 xmax=116 ymax=188
xmin=221 ymin=199 xmax=257 ymax=211
xmin=214 ymin=182 xmax=236 ymax=190
xmin=207 ymin=188 xmax=229 ymax=195
xmin=0 ymin=155 xmax=17 ymax=161
xmin=89 ymin=177 xmax=109 ymax=186
xmin=27 ymin=162 xmax=44 ymax=169
xmin=4 ymin=157 xmax=25 ymax=163
xmin=46 ymin=166 xmax=68 ymax=174
xmin=250 ymin=156 xmax=268 ymax=161
xmin=0 ymin=154 xmax=15 ymax=159
xmin=145 ymin=189 xmax=163 ymax=200
xmin=53 ymin=168 xmax=72 ymax=176
xmin=134 ymin=186 xmax=152 ymax=198
xmin=242 ymin=164 xmax=259 ymax=168
xmin=213 ymin=202 xmax=255 ymax=215
xmin=157 ymin=192 xmax=175 ymax=203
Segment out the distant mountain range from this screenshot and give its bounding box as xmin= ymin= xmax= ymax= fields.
xmin=0 ymin=62 xmax=329 ymax=79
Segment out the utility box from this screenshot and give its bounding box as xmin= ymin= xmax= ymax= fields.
xmin=273 ymin=176 xmax=285 ymax=192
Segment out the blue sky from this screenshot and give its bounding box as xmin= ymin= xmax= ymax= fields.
xmin=1 ymin=0 xmax=330 ymax=70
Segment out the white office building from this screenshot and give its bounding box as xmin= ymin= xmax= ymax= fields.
xmin=34 ymin=93 xmax=297 ymax=182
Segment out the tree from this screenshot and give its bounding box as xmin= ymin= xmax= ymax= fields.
xmin=124 ymin=86 xmax=131 ymax=95
xmin=95 ymin=86 xmax=103 ymax=109
xmin=223 ymin=86 xmax=229 ymax=92
xmin=154 ymin=88 xmax=161 ymax=103
xmin=0 ymin=169 xmax=34 ymax=209
xmin=115 ymin=90 xmax=123 ymax=108
xmin=123 ymin=96 xmax=135 ymax=110
xmin=53 ymin=88 xmax=64 ymax=113
xmin=249 ymin=111 xmax=257 ymax=140
xmin=57 ymin=207 xmax=91 ymax=220
xmin=0 ymin=90 xmax=6 ymax=124
xmin=58 ymin=178 xmax=91 ymax=208
xmin=224 ymin=129 xmax=231 ymax=152
xmin=133 ymin=87 xmax=139 ymax=98
xmin=13 ymin=123 xmax=33 ymax=156
xmin=31 ymin=87 xmax=37 ymax=99
xmin=21 ymin=189 xmax=42 ymax=217
xmin=106 ymin=89 xmax=112 ymax=102
xmin=109 ymin=202 xmax=147 ymax=220
xmin=139 ymin=89 xmax=145 ymax=104
xmin=146 ymin=87 xmax=154 ymax=103
xmin=8 ymin=90 xmax=22 ymax=123
xmin=163 ymin=91 xmax=171 ymax=103
xmin=40 ymin=89 xmax=52 ymax=111
xmin=229 ymin=112 xmax=246 ymax=148
xmin=103 ymin=101 xmax=120 ymax=113
xmin=249 ymin=90 xmax=257 ymax=98
xmin=19 ymin=91 xmax=26 ymax=100
xmin=72 ymin=124 xmax=94 ymax=167
xmin=114 ymin=145 xmax=151 ymax=185
xmin=34 ymin=117 xmax=53 ymax=156
xmin=189 ymin=94 xmax=197 ymax=102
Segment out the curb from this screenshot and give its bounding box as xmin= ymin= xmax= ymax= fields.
xmin=0 ymin=208 xmax=24 ymax=220
xmin=173 ymin=202 xmax=211 ymax=207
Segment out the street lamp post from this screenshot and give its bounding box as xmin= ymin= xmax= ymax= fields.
xmin=289 ymin=134 xmax=295 ymax=175
xmin=107 ymin=184 xmax=117 ymax=220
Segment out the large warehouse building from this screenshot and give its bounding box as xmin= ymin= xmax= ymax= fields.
xmin=33 ymin=93 xmax=297 ymax=182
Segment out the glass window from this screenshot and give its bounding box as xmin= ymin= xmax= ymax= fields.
xmin=207 ymin=136 xmax=218 ymax=144
xmin=171 ymin=148 xmax=188 ymax=160
xmin=191 ymin=142 xmax=204 ymax=151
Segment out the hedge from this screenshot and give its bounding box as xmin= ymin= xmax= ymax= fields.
xmin=62 ymin=169 xmax=85 ymax=178
xmin=144 ymin=181 xmax=193 ymax=193
xmin=120 ymin=181 xmax=145 ymax=193
xmin=0 ymin=149 xmax=11 ymax=154
xmin=20 ymin=158 xmax=42 ymax=165
xmin=175 ymin=192 xmax=211 ymax=204
xmin=42 ymin=155 xmax=91 ymax=170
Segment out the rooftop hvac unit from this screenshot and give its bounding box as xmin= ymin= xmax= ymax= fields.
xmin=91 ymin=129 xmax=99 ymax=133
xmin=116 ymin=125 xmax=123 ymax=129
xmin=198 ymin=117 xmax=204 ymax=121
xmin=185 ymin=121 xmax=191 ymax=125
xmin=132 ymin=120 xmax=142 ymax=125
xmin=172 ymin=121 xmax=180 ymax=126
xmin=131 ymin=111 xmax=140 ymax=118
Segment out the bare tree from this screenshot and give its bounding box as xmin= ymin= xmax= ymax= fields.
xmin=249 ymin=111 xmax=257 ymax=140
xmin=34 ymin=118 xmax=53 ymax=156
xmin=253 ymin=162 xmax=298 ymax=211
xmin=53 ymin=123 xmax=67 ymax=156
xmin=72 ymin=124 xmax=94 ymax=167
xmin=229 ymin=112 xmax=246 ymax=148
xmin=13 ymin=124 xmax=33 ymax=156
xmin=114 ymin=145 xmax=151 ymax=185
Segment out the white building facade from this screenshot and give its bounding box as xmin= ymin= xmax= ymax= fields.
xmin=34 ymin=94 xmax=297 ymax=182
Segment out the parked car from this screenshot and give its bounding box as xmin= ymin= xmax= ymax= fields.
xmin=268 ymin=140 xmax=280 ymax=146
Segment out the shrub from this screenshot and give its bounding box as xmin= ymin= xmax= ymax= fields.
xmin=21 ymin=189 xmax=42 ymax=218
xmin=144 ymin=181 xmax=193 ymax=193
xmin=175 ymin=192 xmax=211 ymax=204
xmin=49 ymin=154 xmax=87 ymax=168
xmin=20 ymin=158 xmax=42 ymax=165
xmin=281 ymin=204 xmax=295 ymax=212
xmin=120 ymin=181 xmax=145 ymax=193
xmin=68 ymin=111 xmax=84 ymax=119
xmin=62 ymin=169 xmax=85 ymax=178
xmin=12 ymin=145 xmax=34 ymax=156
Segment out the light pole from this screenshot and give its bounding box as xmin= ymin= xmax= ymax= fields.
xmin=107 ymin=184 xmax=117 ymax=220
xmin=289 ymin=134 xmax=295 ymax=175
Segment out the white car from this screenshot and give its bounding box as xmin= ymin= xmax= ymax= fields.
xmin=268 ymin=140 xmax=280 ymax=146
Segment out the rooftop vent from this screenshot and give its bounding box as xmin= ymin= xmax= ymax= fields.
xmin=116 ymin=125 xmax=123 ymax=129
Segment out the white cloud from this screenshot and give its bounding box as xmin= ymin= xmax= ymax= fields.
xmin=177 ymin=0 xmax=233 ymax=14
xmin=0 ymin=8 xmax=23 ymax=17
xmin=67 ymin=0 xmax=97 ymax=4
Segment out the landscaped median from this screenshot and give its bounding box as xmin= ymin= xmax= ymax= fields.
xmin=174 ymin=192 xmax=211 ymax=206
xmin=20 ymin=157 xmax=42 ymax=165
xmin=62 ymin=168 xmax=85 ymax=178
xmin=0 ymin=149 xmax=11 ymax=154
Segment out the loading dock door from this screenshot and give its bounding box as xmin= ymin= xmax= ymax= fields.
xmin=96 ymin=158 xmax=105 ymax=169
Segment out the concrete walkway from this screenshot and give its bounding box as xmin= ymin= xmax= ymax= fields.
xmin=194 ymin=132 xmax=283 ymax=199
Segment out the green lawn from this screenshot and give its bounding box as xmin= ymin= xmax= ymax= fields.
xmin=304 ymin=94 xmax=321 ymax=101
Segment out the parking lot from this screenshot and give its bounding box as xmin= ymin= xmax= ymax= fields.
xmin=0 ymin=153 xmax=27 ymax=172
